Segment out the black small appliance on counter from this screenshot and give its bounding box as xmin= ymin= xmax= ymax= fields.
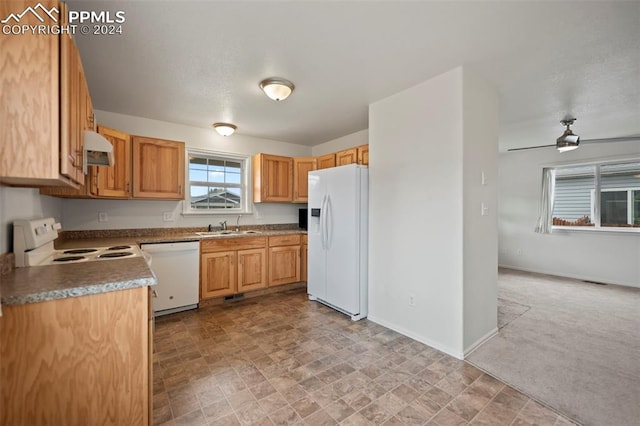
xmin=299 ymin=208 xmax=308 ymax=230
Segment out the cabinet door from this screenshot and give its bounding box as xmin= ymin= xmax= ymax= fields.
xmin=357 ymin=145 xmax=369 ymax=166
xmin=132 ymin=136 xmax=185 ymax=199
xmin=237 ymin=248 xmax=267 ymax=292
xmin=253 ymin=154 xmax=293 ymax=202
xmin=59 ymin=31 xmax=83 ymax=185
xmin=336 ymin=148 xmax=358 ymax=166
xmin=0 ymin=287 xmax=149 ymax=425
xmin=201 ymin=251 xmax=236 ymax=299
xmin=0 ymin=0 xmax=61 ymax=185
xmin=268 ymin=246 xmax=301 ymax=286
xmin=293 ymin=157 xmax=317 ymax=203
xmin=316 ymin=154 xmax=336 ymax=170
xmin=95 ymin=126 xmax=131 ymax=198
xmin=301 ymin=244 xmax=308 ymax=283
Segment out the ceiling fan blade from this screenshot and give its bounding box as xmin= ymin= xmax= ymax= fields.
xmin=507 ymin=136 xmax=639 ymax=152
xmin=507 ymin=144 xmax=555 ymax=152
xmin=581 ymin=136 xmax=640 ymax=144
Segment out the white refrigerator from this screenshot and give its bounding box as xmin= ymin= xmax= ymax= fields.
xmin=307 ymin=164 xmax=368 ymax=321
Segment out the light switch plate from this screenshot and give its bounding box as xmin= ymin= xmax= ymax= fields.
xmin=163 ymin=212 xmax=175 ymax=221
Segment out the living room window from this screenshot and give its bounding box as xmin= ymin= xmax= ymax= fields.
xmin=184 ymin=150 xmax=250 ymax=214
xmin=550 ymin=160 xmax=640 ymax=231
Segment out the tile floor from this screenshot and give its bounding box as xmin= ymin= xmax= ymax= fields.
xmin=153 ymin=288 xmax=575 ymax=426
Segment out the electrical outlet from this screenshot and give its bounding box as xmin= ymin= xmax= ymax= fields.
xmin=481 ymin=202 xmax=489 ymax=216
xmin=98 ymin=212 xmax=108 ymax=222
xmin=163 ymin=211 xmax=175 ymax=222
xmin=409 ymin=294 xmax=416 ymax=307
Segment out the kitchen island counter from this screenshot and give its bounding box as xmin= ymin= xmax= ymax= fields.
xmin=0 ymin=257 xmax=156 ymax=306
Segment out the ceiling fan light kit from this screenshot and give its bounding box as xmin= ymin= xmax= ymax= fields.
xmin=212 ymin=122 xmax=237 ymax=136
xmin=259 ymin=77 xmax=295 ymax=101
xmin=556 ymin=118 xmax=580 ymax=152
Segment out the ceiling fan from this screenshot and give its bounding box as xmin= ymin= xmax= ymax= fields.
xmin=508 ymin=118 xmax=639 ymax=152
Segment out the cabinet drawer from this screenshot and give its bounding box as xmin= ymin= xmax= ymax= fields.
xmin=269 ymin=234 xmax=301 ymax=247
xmin=201 ymin=237 xmax=266 ymax=253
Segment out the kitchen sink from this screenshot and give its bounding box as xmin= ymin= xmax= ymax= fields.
xmin=196 ymin=230 xmax=262 ymax=237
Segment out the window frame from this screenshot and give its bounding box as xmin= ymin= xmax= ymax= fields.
xmin=549 ymin=157 xmax=640 ymax=234
xmin=182 ymin=149 xmax=252 ymax=215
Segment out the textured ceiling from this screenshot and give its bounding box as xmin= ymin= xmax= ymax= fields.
xmin=68 ymin=1 xmax=640 ymax=151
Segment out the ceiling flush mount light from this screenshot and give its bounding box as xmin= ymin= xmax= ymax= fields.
xmin=212 ymin=123 xmax=237 ymax=136
xmin=556 ymin=118 xmax=580 ymax=152
xmin=259 ymin=77 xmax=295 ymax=101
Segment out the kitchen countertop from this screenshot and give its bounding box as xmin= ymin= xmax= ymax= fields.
xmin=1 ymin=228 xmax=306 ymax=307
xmin=0 ymin=257 xmax=156 ymax=306
xmin=55 ymin=229 xmax=306 ymax=250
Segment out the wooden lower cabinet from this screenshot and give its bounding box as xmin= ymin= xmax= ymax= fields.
xmin=237 ymin=248 xmax=267 ymax=292
xmin=0 ymin=287 xmax=150 ymax=425
xmin=201 ymin=251 xmax=236 ymax=298
xmin=301 ymin=235 xmax=308 ymax=282
xmin=200 ymin=237 xmax=268 ymax=299
xmin=268 ymin=235 xmax=301 ymax=287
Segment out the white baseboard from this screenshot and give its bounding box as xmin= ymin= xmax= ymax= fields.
xmin=367 ymin=314 xmax=465 ymax=360
xmin=463 ymin=327 xmax=498 ymax=358
xmin=498 ymin=264 xmax=639 ymax=289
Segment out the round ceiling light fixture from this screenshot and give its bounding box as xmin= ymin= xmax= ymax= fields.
xmin=259 ymin=77 xmax=295 ymax=101
xmin=212 ymin=123 xmax=237 ymax=136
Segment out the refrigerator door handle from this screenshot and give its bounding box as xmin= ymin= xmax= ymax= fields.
xmin=320 ymin=194 xmax=327 ymax=250
xmin=326 ymin=195 xmax=332 ymax=249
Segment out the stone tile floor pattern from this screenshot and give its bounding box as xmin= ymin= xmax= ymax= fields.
xmin=153 ymin=289 xmax=576 ymax=425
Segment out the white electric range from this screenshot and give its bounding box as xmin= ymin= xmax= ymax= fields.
xmin=13 ymin=218 xmax=143 ymax=267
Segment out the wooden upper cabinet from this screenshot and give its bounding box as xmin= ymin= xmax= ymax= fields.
xmin=253 ymin=154 xmax=294 ymax=203
xmin=0 ymin=0 xmax=87 ymax=187
xmin=293 ymin=157 xmax=317 ymax=203
xmin=357 ymin=144 xmax=369 ymax=166
xmin=316 ymin=153 xmax=336 ymax=170
xmin=336 ymin=148 xmax=358 ymax=166
xmin=59 ymin=30 xmax=83 ymax=185
xmin=94 ymin=126 xmax=131 ymax=198
xmin=132 ymin=136 xmax=185 ymax=200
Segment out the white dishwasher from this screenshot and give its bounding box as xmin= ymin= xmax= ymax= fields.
xmin=141 ymin=241 xmax=199 ymax=316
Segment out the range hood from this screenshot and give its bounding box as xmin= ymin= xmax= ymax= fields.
xmin=83 ymin=130 xmax=114 ymax=174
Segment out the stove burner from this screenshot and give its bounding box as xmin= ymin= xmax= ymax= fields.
xmin=107 ymin=245 xmax=132 ymax=251
xmin=98 ymin=252 xmax=134 ymax=258
xmin=53 ymin=256 xmax=86 ymax=262
xmin=63 ymin=248 xmax=98 ymax=254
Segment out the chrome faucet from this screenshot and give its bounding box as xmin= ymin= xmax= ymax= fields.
xmin=219 ymin=220 xmax=227 ymax=231
xmin=235 ymin=215 xmax=241 ymax=232
xmin=207 ymin=224 xmax=214 ymax=232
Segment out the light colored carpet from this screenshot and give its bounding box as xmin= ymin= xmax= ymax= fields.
xmin=467 ymin=268 xmax=640 ymax=426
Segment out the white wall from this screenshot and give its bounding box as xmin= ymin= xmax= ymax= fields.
xmin=61 ymin=111 xmax=312 ymax=230
xmin=312 ymin=129 xmax=368 ymax=156
xmin=368 ymin=67 xmax=498 ymax=358
xmin=461 ymin=71 xmax=499 ymax=352
xmin=0 ymin=187 xmax=62 ymax=253
xmin=499 ymin=141 xmax=640 ymax=288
